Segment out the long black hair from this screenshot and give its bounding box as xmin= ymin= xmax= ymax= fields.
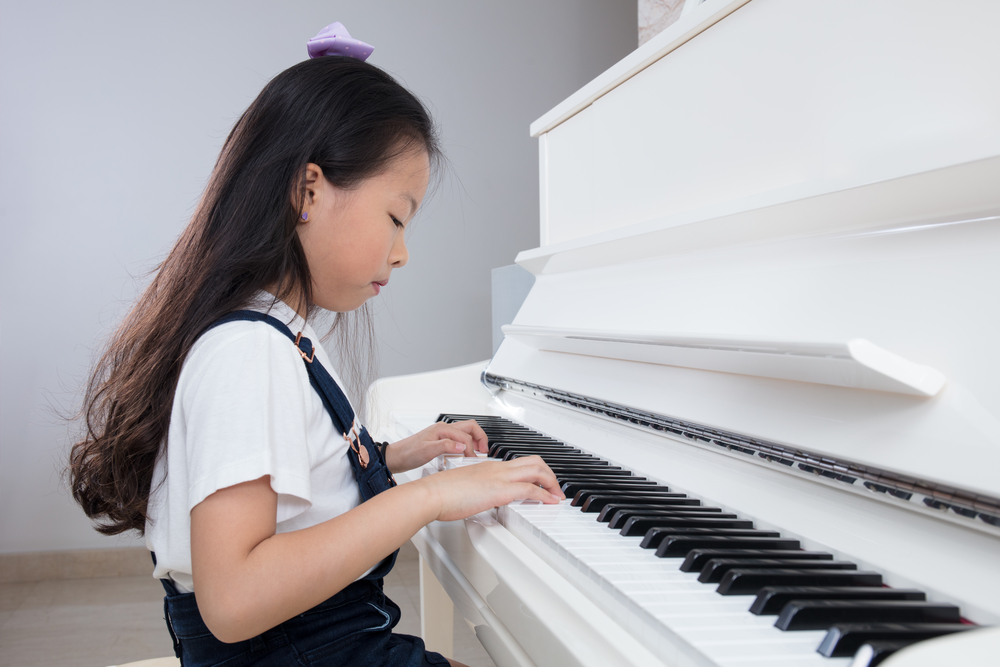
xmin=69 ymin=56 xmax=440 ymax=535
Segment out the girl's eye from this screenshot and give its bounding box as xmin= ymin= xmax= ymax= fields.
xmin=390 ymin=216 xmax=404 ymax=228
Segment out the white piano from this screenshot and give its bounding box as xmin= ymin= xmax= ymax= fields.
xmin=366 ymin=1 xmax=1000 ymax=665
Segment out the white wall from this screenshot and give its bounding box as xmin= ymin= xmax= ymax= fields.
xmin=0 ymin=0 xmax=636 ymax=553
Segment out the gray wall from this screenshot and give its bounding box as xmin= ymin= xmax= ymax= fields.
xmin=0 ymin=1 xmax=636 ymax=553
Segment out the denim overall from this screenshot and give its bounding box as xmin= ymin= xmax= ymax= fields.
xmin=156 ymin=311 xmax=449 ymax=667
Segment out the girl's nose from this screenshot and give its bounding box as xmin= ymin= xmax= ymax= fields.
xmin=390 ymin=231 xmax=408 ymax=268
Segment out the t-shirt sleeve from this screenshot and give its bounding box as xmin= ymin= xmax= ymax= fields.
xmin=175 ymin=324 xmax=314 ymax=521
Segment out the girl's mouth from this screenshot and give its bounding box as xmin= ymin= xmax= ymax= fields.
xmin=372 ymin=280 xmax=388 ymax=294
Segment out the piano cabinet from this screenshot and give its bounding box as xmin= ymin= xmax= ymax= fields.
xmin=366 ymin=0 xmax=1000 ymax=664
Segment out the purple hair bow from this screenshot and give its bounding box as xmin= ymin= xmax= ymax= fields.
xmin=307 ymin=22 xmax=374 ymax=61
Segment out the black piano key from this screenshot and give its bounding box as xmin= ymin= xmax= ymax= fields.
xmin=483 ymin=430 xmax=551 ymax=436
xmin=510 ymin=455 xmax=605 ymax=465
xmin=490 ymin=443 xmax=569 ymax=452
xmin=561 ymin=480 xmax=667 ymax=496
xmin=622 ymin=516 xmax=753 ymax=536
xmin=547 ymin=464 xmax=624 ymax=473
xmin=531 ymin=459 xmax=613 ymax=468
xmin=643 ymin=526 xmax=775 ymax=548
xmin=438 ymin=414 xmax=512 ymax=424
xmin=716 ymin=569 xmax=882 ymax=596
xmin=557 ymin=474 xmax=646 ymax=483
xmin=649 ymin=530 xmax=785 ymax=551
xmin=615 ymin=513 xmax=744 ymax=534
xmin=489 ymin=441 xmax=572 ymax=448
xmin=553 ymin=471 xmax=636 ymax=481
xmin=850 ymin=640 xmax=922 ymax=667
xmin=490 ymin=438 xmax=557 ymax=446
xmin=491 ymin=445 xmax=580 ymax=457
xmin=488 ymin=441 xmax=572 ymax=459
xmin=656 ymin=536 xmax=800 ymax=558
xmin=775 ymin=599 xmax=962 ymax=631
xmin=510 ymin=453 xmax=604 ymax=463
xmin=751 ymin=587 xmax=926 ymax=616
xmin=699 ymin=559 xmax=856 ymax=584
xmin=817 ymin=623 xmax=972 ymax=658
xmin=533 ymin=460 xmax=613 ymax=468
xmin=681 ymin=550 xmax=833 ymax=573
xmin=578 ymin=493 xmax=692 ymax=512
xmin=486 ymin=435 xmax=544 ymax=443
xmin=598 ymin=504 xmax=721 ymax=522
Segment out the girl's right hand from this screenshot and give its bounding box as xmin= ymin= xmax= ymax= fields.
xmin=419 ymin=455 xmax=565 ymax=522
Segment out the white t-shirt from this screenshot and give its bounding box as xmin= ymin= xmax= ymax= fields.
xmin=145 ymin=295 xmax=362 ymax=592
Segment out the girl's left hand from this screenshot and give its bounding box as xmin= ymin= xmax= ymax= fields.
xmin=384 ymin=419 xmax=488 ymax=473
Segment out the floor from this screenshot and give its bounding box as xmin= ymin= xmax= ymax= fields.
xmin=0 ymin=542 xmax=495 ymax=667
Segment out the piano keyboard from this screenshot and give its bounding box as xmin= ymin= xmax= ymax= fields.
xmin=438 ymin=414 xmax=978 ymax=667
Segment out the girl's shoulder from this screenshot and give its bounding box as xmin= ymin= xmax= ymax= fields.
xmin=183 ymin=300 xmax=317 ymax=384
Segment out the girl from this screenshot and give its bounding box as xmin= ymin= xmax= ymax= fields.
xmin=69 ymin=22 xmax=563 ymax=667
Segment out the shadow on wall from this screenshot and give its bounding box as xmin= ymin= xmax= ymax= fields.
xmin=492 ymin=265 xmax=536 ymax=355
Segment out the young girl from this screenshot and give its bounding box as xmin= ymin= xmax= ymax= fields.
xmin=69 ymin=22 xmax=563 ymax=667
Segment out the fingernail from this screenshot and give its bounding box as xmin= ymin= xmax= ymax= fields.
xmin=455 ymin=443 xmax=466 ymax=451
xmin=550 ymin=493 xmax=562 ymax=502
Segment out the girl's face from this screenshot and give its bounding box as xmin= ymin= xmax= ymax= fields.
xmin=297 ymin=149 xmax=430 ymax=313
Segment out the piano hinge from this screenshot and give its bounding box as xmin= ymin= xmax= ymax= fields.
xmin=482 ymin=372 xmax=1000 ymax=533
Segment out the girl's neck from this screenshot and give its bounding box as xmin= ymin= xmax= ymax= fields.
xmin=263 ymin=284 xmax=310 ymax=320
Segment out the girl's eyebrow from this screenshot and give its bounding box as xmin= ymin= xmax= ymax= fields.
xmin=399 ymin=194 xmax=418 ymax=217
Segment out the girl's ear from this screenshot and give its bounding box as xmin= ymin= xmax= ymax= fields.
xmin=296 ymin=163 xmax=325 ymax=222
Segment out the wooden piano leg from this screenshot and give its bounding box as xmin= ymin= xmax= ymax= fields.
xmin=419 ymin=553 xmax=454 ymax=656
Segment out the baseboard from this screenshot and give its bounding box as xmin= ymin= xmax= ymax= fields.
xmin=0 ymin=540 xmax=418 ymax=584
xmin=0 ymin=546 xmax=152 ymax=583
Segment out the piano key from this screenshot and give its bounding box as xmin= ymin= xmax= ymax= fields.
xmin=699 ymin=559 xmax=857 ymax=584
xmin=598 ymin=504 xmax=722 ymax=522
xmin=556 ymin=474 xmax=647 ymax=483
xmin=606 ymin=506 xmax=729 ymax=525
xmin=509 ymin=453 xmax=606 ymax=463
xmin=647 ymin=528 xmax=784 ymax=550
xmin=682 ymin=549 xmax=834 ymax=573
xmin=817 ymin=623 xmax=973 ymax=658
xmin=578 ymin=492 xmax=693 ymax=511
xmin=561 ymin=480 xmax=668 ymax=496
xmin=487 ymin=435 xmax=545 ymax=443
xmin=716 ymin=569 xmax=883 ymax=596
xmin=489 ymin=441 xmax=574 ymax=448
xmin=553 ymin=470 xmax=637 ymax=480
xmin=656 ymin=536 xmax=801 ymax=557
xmin=775 ymin=599 xmax=962 ymax=631
xmin=848 ymin=640 xmax=919 ymax=667
xmin=491 ymin=445 xmax=581 ymax=457
xmin=751 ymin=587 xmax=927 ymax=615
xmin=546 ymin=464 xmax=625 ymax=472
xmin=619 ymin=515 xmax=750 ymax=536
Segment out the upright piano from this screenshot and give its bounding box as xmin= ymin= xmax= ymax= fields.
xmin=366 ymin=1 xmax=1000 ymax=665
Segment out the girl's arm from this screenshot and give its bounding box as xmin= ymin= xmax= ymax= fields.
xmin=190 ymin=455 xmax=562 ymax=643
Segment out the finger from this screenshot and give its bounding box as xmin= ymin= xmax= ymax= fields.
xmin=506 ymin=456 xmax=564 ymax=499
xmin=451 ymin=420 xmax=488 ymax=454
xmin=437 ymin=438 xmax=468 ymax=455
xmin=439 ymin=425 xmax=475 ymax=449
xmin=464 ymin=419 xmax=489 ymax=453
xmin=512 ymin=481 xmax=563 ymax=504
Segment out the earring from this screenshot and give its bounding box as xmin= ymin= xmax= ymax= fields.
xmin=301 ymin=212 xmax=309 ymax=221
